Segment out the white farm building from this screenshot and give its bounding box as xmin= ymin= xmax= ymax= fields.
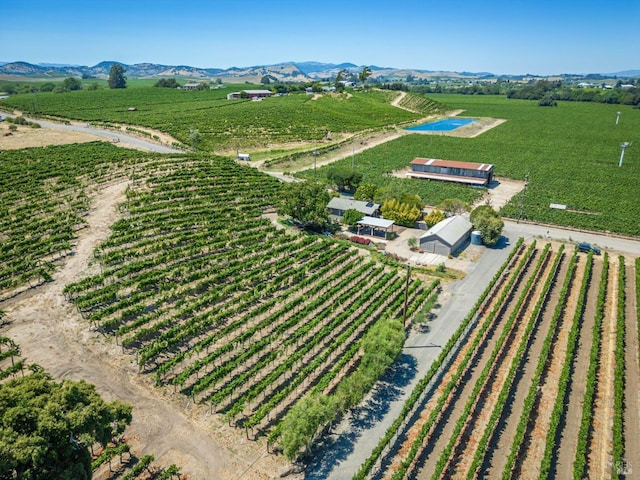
xmin=419 ymin=215 xmax=472 ymax=256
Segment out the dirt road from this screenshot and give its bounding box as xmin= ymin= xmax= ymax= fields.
xmin=0 ymin=113 xmax=182 ymax=153
xmin=1 ymin=182 xmax=286 ymax=479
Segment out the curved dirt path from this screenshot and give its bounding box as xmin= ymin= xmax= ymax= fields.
xmin=0 ymin=181 xmax=284 ymax=479
xmin=0 ymin=112 xmax=182 ymax=153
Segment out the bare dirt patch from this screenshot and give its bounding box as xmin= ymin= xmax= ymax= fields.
xmin=475 ymin=177 xmax=525 ymax=210
xmin=0 ymin=122 xmax=102 ymax=150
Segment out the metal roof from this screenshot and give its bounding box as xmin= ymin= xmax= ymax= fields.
xmin=419 ymin=215 xmax=472 ymax=246
xmin=327 ymin=197 xmax=380 ymax=216
xmin=410 ymin=158 xmax=494 ymax=172
xmin=357 ymin=216 xmax=394 ymax=229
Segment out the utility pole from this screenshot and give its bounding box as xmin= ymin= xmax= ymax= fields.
xmin=402 ymin=265 xmax=411 ymax=328
xmin=518 ymin=173 xmax=529 ymax=223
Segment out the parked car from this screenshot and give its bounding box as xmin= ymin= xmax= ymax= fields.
xmin=576 ymin=242 xmax=601 ymax=254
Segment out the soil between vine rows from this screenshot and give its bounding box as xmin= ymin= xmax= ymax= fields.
xmin=375 ymin=245 xmax=637 ymax=480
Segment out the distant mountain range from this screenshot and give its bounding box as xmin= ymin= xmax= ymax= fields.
xmin=0 ymin=60 xmax=638 ymax=82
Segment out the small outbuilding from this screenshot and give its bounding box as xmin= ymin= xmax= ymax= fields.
xmin=419 ymin=215 xmax=472 ymax=256
xmin=356 ymin=216 xmax=395 ymax=239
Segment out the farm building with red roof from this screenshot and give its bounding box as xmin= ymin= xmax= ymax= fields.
xmin=407 ymin=158 xmax=495 ymax=186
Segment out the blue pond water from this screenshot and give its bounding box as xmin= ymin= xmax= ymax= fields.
xmin=406 ymin=118 xmax=476 ymax=131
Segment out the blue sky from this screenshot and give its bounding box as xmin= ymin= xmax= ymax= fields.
xmin=2 ymin=0 xmax=638 ymax=75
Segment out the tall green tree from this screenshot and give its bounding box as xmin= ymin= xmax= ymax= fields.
xmin=0 ymin=372 xmax=132 ymax=480
xmin=108 ymin=63 xmax=127 ymax=89
xmin=342 ymin=208 xmax=364 ymax=227
xmin=327 ymin=167 xmax=363 ymax=192
xmin=62 ymin=77 xmax=82 ymax=91
xmin=353 ymin=183 xmax=378 ymax=202
xmin=424 ymin=208 xmax=446 ymax=228
xmin=279 ymin=181 xmax=330 ymax=229
xmin=470 ymin=205 xmax=504 ymax=246
xmin=358 ymin=66 xmax=372 ymax=85
xmin=381 ymin=198 xmax=422 ymax=227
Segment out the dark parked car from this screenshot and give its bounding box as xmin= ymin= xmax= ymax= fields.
xmin=576 ymin=242 xmax=601 ymax=254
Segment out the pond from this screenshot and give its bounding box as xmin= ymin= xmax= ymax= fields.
xmin=406 ymin=118 xmax=476 ymax=131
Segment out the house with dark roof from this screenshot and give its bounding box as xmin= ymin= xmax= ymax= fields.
xmin=327 ymin=197 xmax=380 ymax=218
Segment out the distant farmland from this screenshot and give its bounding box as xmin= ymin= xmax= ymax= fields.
xmin=298 ymin=95 xmax=640 ymax=236
xmin=1 ymin=84 xmax=638 ymax=233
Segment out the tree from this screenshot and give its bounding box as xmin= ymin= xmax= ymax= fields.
xmin=62 ymin=77 xmax=82 ymax=91
xmin=353 ymin=183 xmax=378 ymax=202
xmin=381 ymin=198 xmax=422 ymax=227
xmin=326 ymin=167 xmax=362 ymax=192
xmin=470 ymin=204 xmax=495 ymax=225
xmin=424 ymin=208 xmax=446 ymax=228
xmin=399 ymin=193 xmax=424 ymax=211
xmin=0 ymin=372 xmax=132 ymax=480
xmin=154 ymin=78 xmax=180 ymax=88
xmin=372 ymin=183 xmax=405 ymax=205
xmin=470 ymin=205 xmax=504 ymax=247
xmin=358 ymin=66 xmax=372 ymax=85
xmin=39 ymin=82 xmax=56 ymax=92
xmin=108 ymin=64 xmax=127 ymax=89
xmin=538 ymin=93 xmax=558 ymax=106
xmin=475 ymin=214 xmax=504 ymax=246
xmin=342 ymin=208 xmax=364 ymax=228
xmin=437 ymin=198 xmax=469 ymax=217
xmin=279 ymin=181 xmax=330 ymax=230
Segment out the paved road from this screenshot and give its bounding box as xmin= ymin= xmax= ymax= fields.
xmin=505 ymin=220 xmax=640 ymax=256
xmin=305 ymin=222 xmax=640 ymax=479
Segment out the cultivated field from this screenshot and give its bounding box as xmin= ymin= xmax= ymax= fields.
xmin=356 ymin=241 xmax=640 ymax=480
xmin=1 ymin=143 xmax=442 ymax=478
xmin=0 ymin=86 xmax=429 ymax=153
xmin=294 ymin=96 xmax=640 ymax=237
xmin=1 ymin=86 xmax=639 ymax=479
